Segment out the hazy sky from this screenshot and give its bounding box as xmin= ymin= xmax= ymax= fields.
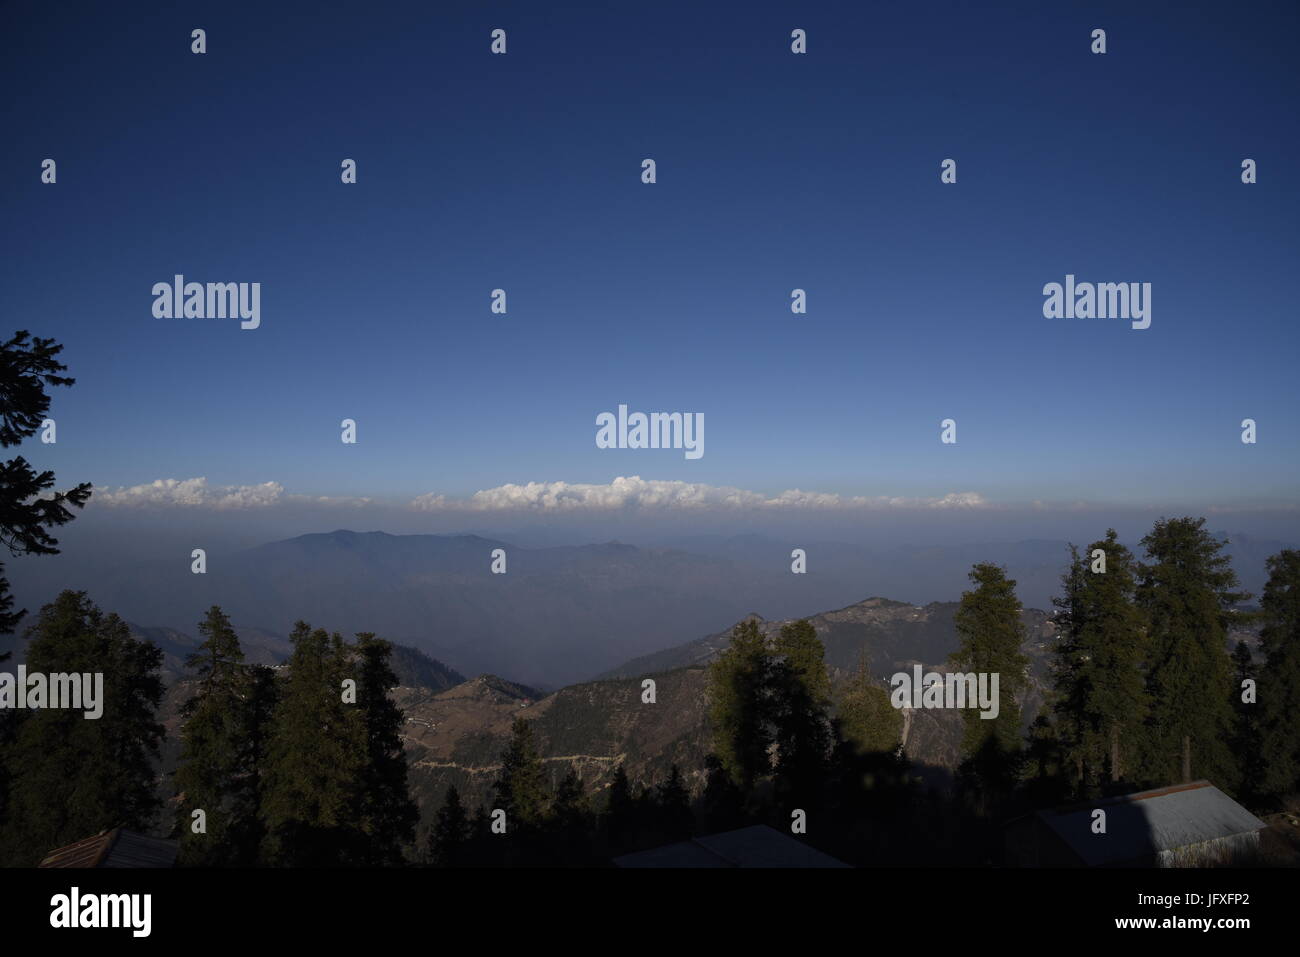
xmin=4 ymin=0 xmax=1297 ymax=525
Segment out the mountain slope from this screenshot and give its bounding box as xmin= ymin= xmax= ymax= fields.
xmin=602 ymin=596 xmax=1057 ymax=684
xmin=396 ymin=667 xmax=713 ymax=831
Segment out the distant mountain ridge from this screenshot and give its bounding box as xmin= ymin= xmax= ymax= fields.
xmin=85 ymin=529 xmax=900 ymax=686
xmin=600 ymin=596 xmax=1057 ymax=684
xmin=17 ymin=527 xmax=1286 ymax=689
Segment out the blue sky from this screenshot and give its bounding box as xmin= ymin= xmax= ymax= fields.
xmin=3 ymin=0 xmax=1297 ymax=515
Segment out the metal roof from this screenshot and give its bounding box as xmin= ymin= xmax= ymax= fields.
xmin=38 ymin=828 xmax=179 ymax=869
xmin=614 ymin=824 xmax=851 ymax=868
xmin=1035 ymin=780 xmax=1266 ymax=866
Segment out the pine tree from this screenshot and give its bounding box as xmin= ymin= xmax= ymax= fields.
xmin=0 ymin=591 xmax=163 ymax=866
xmin=950 ymin=563 xmax=1030 ymax=801
xmin=228 ymin=661 xmax=279 ymax=862
xmin=655 ymin=764 xmax=694 ymax=843
xmin=245 ymin=666 xmax=278 ymax=807
xmin=1229 ymin=641 xmax=1264 ymax=801
xmin=551 ymin=766 xmax=588 ymax=830
xmin=492 ymin=717 xmax=549 ymax=831
xmin=827 ymin=658 xmax=915 ymax=863
xmin=771 ymin=619 xmax=833 ymax=804
xmin=0 ymin=331 xmax=92 ymax=639
xmin=1258 ymin=549 xmax=1300 ymax=796
xmin=605 ymin=763 xmax=636 ymax=851
xmin=838 ymin=654 xmax=902 ymax=755
xmin=1022 ymin=714 xmax=1069 ymax=805
xmin=428 ymin=785 xmax=472 ymax=867
xmin=260 ymin=622 xmax=366 ymax=866
xmin=1137 ymin=517 xmax=1246 ymax=788
xmin=465 ymin=804 xmax=499 ymax=867
xmin=707 ymin=618 xmax=775 ymax=791
xmin=0 ymin=331 xmax=90 ymax=839
xmin=351 ymin=632 xmax=418 ymax=864
xmin=546 ymin=766 xmax=593 ymax=864
xmin=175 ymin=606 xmax=250 ymax=866
xmin=1049 ymin=531 xmax=1149 ymax=793
xmin=700 ymin=753 xmax=744 ymax=833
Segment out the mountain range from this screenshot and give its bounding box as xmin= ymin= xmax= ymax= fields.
xmin=150 ymin=595 xmax=1068 ymax=828
xmin=9 ymin=527 xmax=1287 ymax=688
xmin=126 ymin=584 xmax=1260 ymax=832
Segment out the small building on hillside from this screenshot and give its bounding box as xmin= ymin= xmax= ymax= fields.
xmin=38 ymin=828 xmax=179 ymax=869
xmin=613 ymin=824 xmax=850 ymax=868
xmin=1004 ymin=780 xmax=1266 ymax=868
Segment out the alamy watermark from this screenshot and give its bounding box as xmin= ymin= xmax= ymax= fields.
xmin=152 ymin=275 xmax=260 ymax=329
xmin=0 ymin=666 xmax=103 ymax=719
xmin=890 ymin=665 xmax=999 ymax=719
xmin=596 ymin=404 xmax=704 ymax=460
xmin=1042 ymin=274 xmax=1150 ymax=330
xmin=50 ymin=887 xmax=150 ymax=937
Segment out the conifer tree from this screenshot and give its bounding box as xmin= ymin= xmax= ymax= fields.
xmin=428 ymin=785 xmax=472 ymax=867
xmin=654 ymin=764 xmax=694 ymax=843
xmin=0 ymin=331 xmax=91 ymax=639
xmin=838 ymin=654 xmax=902 ymax=755
xmin=700 ymin=753 xmax=744 ymax=833
xmin=707 ymin=618 xmax=775 ymax=791
xmin=1136 ymin=518 xmax=1246 ymax=787
xmin=0 ymin=591 xmax=163 ymax=866
xmin=1258 ymin=549 xmax=1300 ymax=796
xmin=950 ymin=563 xmax=1029 ymax=800
xmin=351 ymin=632 xmax=418 ymax=864
xmin=0 ymin=331 xmax=90 ymax=839
xmin=1050 ymin=531 xmax=1149 ymax=792
xmin=260 ymin=622 xmax=366 ymax=865
xmin=492 ymin=717 xmax=550 ymax=831
xmin=605 ymin=763 xmax=636 ymax=850
xmin=1229 ymin=641 xmax=1264 ymax=801
xmin=239 ymin=662 xmax=279 ymax=855
xmin=551 ymin=766 xmax=588 ymax=829
xmin=175 ymin=606 xmax=251 ymax=866
xmin=1022 ymin=714 xmax=1069 ymax=805
xmin=544 ymin=766 xmax=592 ymax=864
xmin=827 ymin=666 xmax=914 ymax=861
xmin=771 ymin=619 xmax=833 ymax=803
xmin=204 ymin=661 xmax=280 ymax=864
xmin=465 ymin=804 xmax=499 ymax=867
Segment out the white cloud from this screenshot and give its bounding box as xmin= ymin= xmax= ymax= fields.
xmin=410 ymin=476 xmax=990 ymax=512
xmin=93 ymin=477 xmax=285 ymax=509
xmin=90 ymin=475 xmax=989 ymax=513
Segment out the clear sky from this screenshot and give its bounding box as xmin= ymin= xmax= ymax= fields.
xmin=3 ymin=0 xmax=1297 ymax=519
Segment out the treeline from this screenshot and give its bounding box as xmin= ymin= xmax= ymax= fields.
xmin=692 ymin=518 xmax=1300 ymax=865
xmin=172 ymin=607 xmax=418 ymax=866
xmin=0 ymin=597 xmax=419 ymax=867
xmin=1038 ymin=520 xmax=1299 ymax=807
xmin=0 ymin=592 xmax=163 ymax=866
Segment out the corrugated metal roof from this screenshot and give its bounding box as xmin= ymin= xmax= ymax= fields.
xmin=613 ymin=839 xmax=734 ymax=868
xmin=614 ymin=824 xmax=851 ymax=868
xmin=38 ymin=828 xmax=178 ymax=869
xmin=1037 ymin=780 xmax=1266 ymax=867
xmin=37 ymin=830 xmax=118 ymax=868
